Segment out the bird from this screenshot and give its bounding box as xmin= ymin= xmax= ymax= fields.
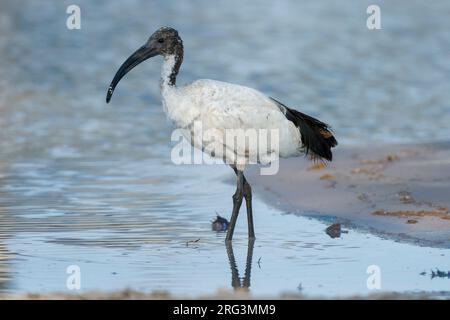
xmin=106 ymin=26 xmax=337 ymax=242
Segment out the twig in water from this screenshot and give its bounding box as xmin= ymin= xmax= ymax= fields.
xmin=186 ymin=238 xmax=200 ymax=247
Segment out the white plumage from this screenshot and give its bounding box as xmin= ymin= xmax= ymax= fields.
xmin=106 ymin=27 xmax=337 ymax=241
xmin=161 ymin=56 xmax=302 ymax=170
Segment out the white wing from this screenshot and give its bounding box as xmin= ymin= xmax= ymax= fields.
xmin=178 ymin=79 xmax=302 ymax=163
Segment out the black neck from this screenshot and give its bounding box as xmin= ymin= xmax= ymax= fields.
xmin=167 ymin=44 xmax=183 ymax=86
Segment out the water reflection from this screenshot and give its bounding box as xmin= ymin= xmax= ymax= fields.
xmin=226 ymin=239 xmax=255 ymax=290
xmin=0 ymin=239 xmax=10 ymax=291
xmin=0 ymin=167 xmax=12 ymax=291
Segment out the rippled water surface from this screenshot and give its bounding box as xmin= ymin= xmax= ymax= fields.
xmin=0 ymin=1 xmax=449 ymax=296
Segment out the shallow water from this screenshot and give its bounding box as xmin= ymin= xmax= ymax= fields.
xmin=0 ymin=1 xmax=449 ymax=296
xmin=2 ymin=162 xmax=450 ymax=296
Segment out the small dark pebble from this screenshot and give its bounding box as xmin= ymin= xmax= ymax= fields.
xmin=325 ymin=223 xmax=348 ymax=238
xmin=212 ymin=215 xmax=229 ymax=232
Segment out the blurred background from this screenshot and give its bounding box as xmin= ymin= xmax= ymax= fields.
xmin=0 ymin=0 xmax=449 ymax=296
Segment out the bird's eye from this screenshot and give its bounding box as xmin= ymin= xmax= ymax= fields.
xmin=158 ymin=38 xmax=164 ymax=43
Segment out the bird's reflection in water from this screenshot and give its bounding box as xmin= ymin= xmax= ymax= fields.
xmin=225 ymin=239 xmax=255 ymax=290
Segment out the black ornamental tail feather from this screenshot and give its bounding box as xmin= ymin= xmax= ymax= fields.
xmin=270 ymin=98 xmax=337 ymax=161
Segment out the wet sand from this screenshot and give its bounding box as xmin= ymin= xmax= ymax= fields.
xmin=247 ymin=141 xmax=450 ymax=248
xmin=1 ymin=289 xmax=448 ymax=300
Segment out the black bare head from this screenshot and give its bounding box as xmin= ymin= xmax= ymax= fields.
xmin=106 ymin=26 xmax=183 ymax=103
xmin=147 ymin=27 xmax=183 ymax=57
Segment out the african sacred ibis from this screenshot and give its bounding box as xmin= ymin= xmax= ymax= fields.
xmin=106 ymin=27 xmax=337 ymax=241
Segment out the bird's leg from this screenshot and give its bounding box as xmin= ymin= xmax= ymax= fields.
xmin=229 ymin=166 xmax=255 ymax=240
xmin=226 ymin=169 xmax=244 ymax=241
xmin=242 ymin=177 xmax=255 ymax=239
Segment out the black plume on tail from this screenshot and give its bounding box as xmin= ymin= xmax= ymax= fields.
xmin=270 ymin=98 xmax=338 ymax=161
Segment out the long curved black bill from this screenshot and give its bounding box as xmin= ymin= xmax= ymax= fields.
xmin=106 ymin=45 xmax=157 ymax=103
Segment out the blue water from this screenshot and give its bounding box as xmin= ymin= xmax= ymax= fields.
xmin=0 ymin=0 xmax=449 ymax=297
